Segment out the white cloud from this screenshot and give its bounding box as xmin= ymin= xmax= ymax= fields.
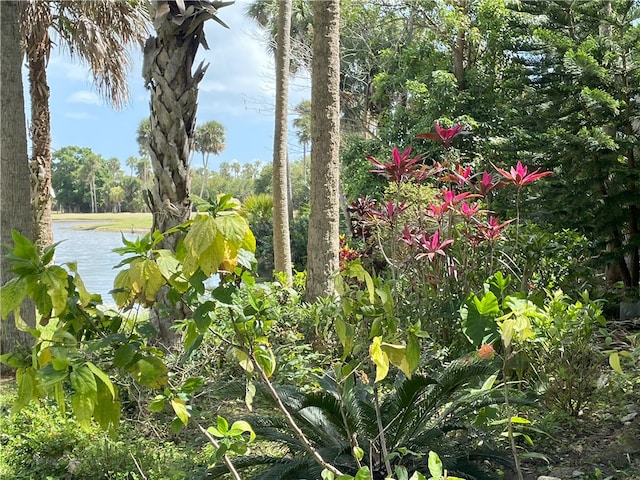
xmin=67 ymin=90 xmax=101 ymax=105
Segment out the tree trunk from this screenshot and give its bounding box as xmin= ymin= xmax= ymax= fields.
xmin=24 ymin=1 xmax=54 ymax=253
xmin=272 ymin=0 xmax=293 ymax=283
xmin=306 ymin=0 xmax=341 ymax=302
xmin=142 ymin=8 xmax=207 ymax=345
xmin=1 ymin=0 xmax=36 ymax=366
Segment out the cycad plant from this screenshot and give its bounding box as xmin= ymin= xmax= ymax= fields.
xmin=207 ymin=359 xmax=515 ymax=480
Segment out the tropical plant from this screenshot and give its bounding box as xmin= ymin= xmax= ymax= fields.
xmin=19 ymin=0 xmax=149 ymax=252
xmin=207 ymin=359 xmax=513 ymax=480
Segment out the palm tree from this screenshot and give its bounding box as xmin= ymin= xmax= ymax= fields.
xmin=19 ymin=0 xmax=149 ymax=253
xmin=143 ymin=0 xmax=232 ymax=344
xmin=80 ymin=152 xmax=102 ymax=213
xmin=126 ymin=156 xmax=138 ymax=177
xmin=293 ymin=99 xmax=311 ymax=182
xmin=1 ymin=0 xmax=36 ymax=360
xmin=306 ymin=0 xmax=341 ymax=301
xmin=136 ymin=118 xmax=152 ymax=158
xmin=193 ymin=120 xmax=225 ymax=197
xmin=245 ymin=0 xmax=312 ymax=72
xmin=143 ymin=0 xmax=231 ymax=246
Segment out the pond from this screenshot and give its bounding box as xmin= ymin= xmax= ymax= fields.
xmin=53 ymin=222 xmax=140 ymax=304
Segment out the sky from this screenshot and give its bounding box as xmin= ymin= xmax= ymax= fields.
xmin=31 ymin=1 xmax=311 ymax=172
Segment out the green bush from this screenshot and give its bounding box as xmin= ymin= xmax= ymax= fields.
xmin=0 ymin=398 xmax=209 ymax=480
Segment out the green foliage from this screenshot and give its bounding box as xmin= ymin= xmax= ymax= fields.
xmin=207 ymin=359 xmax=512 ymax=479
xmin=0 ymin=388 xmax=211 ymax=480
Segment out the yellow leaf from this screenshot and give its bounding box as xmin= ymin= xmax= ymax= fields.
xmin=370 ymin=336 xmax=389 ymax=382
xmin=381 ymin=342 xmax=412 ymax=379
xmin=38 ymin=347 xmax=52 ymax=367
xmin=609 ymin=352 xmax=623 ymax=374
xmin=234 ymin=348 xmax=254 ymax=373
xmin=171 ymin=397 xmax=190 ymax=425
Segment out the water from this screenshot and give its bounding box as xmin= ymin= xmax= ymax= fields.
xmin=53 ymin=222 xmax=139 ymax=304
xmin=52 ymin=222 xmax=219 ymax=305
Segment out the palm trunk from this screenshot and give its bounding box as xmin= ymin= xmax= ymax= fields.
xmin=143 ymin=8 xmax=208 ymax=345
xmin=26 ymin=8 xmax=54 ymax=253
xmin=272 ymin=0 xmax=293 ymax=283
xmin=306 ymin=0 xmax=341 ymax=301
xmin=1 ymin=0 xmax=36 ymax=364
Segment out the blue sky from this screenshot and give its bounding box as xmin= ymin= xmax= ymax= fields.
xmin=31 ymin=1 xmax=311 ymax=171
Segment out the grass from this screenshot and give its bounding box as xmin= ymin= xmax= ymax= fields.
xmin=52 ymin=212 xmax=152 ymax=232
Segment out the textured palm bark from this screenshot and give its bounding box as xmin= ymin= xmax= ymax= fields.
xmin=142 ymin=2 xmax=211 ymax=345
xmin=144 ymin=25 xmax=204 ymax=250
xmin=1 ymin=0 xmax=36 ymax=362
xmin=306 ymin=0 xmax=341 ymax=301
xmin=24 ymin=2 xmax=54 ymax=253
xmin=272 ymin=0 xmax=293 ymax=283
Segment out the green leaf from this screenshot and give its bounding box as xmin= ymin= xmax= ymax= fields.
xmin=321 ymin=470 xmax=336 ymax=480
xmin=70 ymin=365 xmax=98 ymax=396
xmin=228 ymin=420 xmax=256 ymax=442
xmin=217 ymin=415 xmax=229 ymax=434
xmin=131 ymin=356 xmax=168 ymax=389
xmin=171 ymin=397 xmax=190 ymax=425
xmin=41 ymin=265 xmax=70 ymax=316
xmin=354 ymin=467 xmax=371 ymax=480
xmin=94 ymin=380 xmax=120 ymax=435
xmin=370 ymin=336 xmax=389 ymax=383
xmin=353 ymin=446 xmax=365 ymax=461
xmin=234 ymin=348 xmax=254 ymax=373
xmin=72 ymin=391 xmax=96 ymax=430
xmin=510 ymin=416 xmax=531 ymax=424
xmin=113 ymin=343 xmax=136 ymax=368
xmin=0 ymin=277 xmax=27 ymax=320
xmin=86 ymin=362 xmax=116 ymax=400
xmin=335 ymin=317 xmax=355 ymax=359
xmin=408 ymin=472 xmax=427 ymax=480
xmin=460 ymin=292 xmax=500 ymax=347
xmin=216 ymin=214 xmax=250 ymax=247
xmin=428 ymin=451 xmax=443 ymax=480
xmin=185 ymin=215 xmax=218 ymax=257
xmin=129 ymin=259 xmax=164 ymax=303
xmin=181 ymin=377 xmax=204 ymax=394
xmin=12 ymin=367 xmax=36 ymax=414
xmin=254 ymin=345 xmax=276 ymax=378
xmin=406 ymin=333 xmax=420 ymax=372
xmin=148 ymin=395 xmax=166 ymax=413
xmin=609 ymin=352 xmax=623 ymax=374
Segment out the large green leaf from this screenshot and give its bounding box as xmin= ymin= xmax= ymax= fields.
xmin=94 ymin=380 xmax=120 ymax=435
xmin=12 ymin=367 xmax=37 ymax=414
xmin=184 ymin=215 xmax=218 ymax=257
xmin=86 ymin=361 xmax=116 ymax=399
xmin=131 ymin=356 xmax=168 ymax=388
xmin=41 ymin=265 xmax=70 ymax=316
xmin=129 ymin=258 xmax=164 ymax=303
xmin=460 ymin=292 xmax=500 ymax=347
xmin=0 ymin=277 xmax=27 ymax=320
xmin=70 ymin=365 xmax=97 ymax=396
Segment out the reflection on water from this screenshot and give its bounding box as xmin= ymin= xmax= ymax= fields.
xmin=53 ymin=222 xmax=138 ymax=304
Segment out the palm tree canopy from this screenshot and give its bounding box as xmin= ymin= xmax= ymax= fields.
xmin=194 ymin=120 xmax=226 ymax=156
xmin=20 ymin=0 xmax=150 ymax=109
